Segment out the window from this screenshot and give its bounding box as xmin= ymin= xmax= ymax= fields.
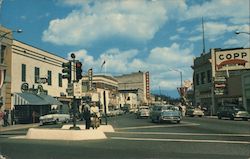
xmin=58 ymin=73 xmax=62 ymax=87
xmin=34 ymin=67 xmax=40 ymax=83
xmin=207 ymin=70 xmax=211 ymax=83
xmin=48 ymin=70 xmax=52 ymax=85
xmin=21 ymin=64 xmax=26 ymax=82
xmin=195 ymin=73 xmax=200 ymax=85
xmin=201 ymin=72 xmax=206 ymax=84
xmin=0 ymin=45 xmax=6 ymax=64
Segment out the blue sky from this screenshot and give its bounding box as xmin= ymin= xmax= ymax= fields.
xmin=0 ymin=0 xmax=249 ymax=97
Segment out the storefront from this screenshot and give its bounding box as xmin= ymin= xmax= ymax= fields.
xmin=13 ymin=92 xmax=62 ymax=124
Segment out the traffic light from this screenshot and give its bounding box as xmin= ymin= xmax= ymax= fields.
xmin=62 ymin=62 xmax=72 ymax=83
xmin=75 ymin=61 xmax=82 ymax=82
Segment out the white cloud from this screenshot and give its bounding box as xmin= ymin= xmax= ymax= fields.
xmin=71 ymin=43 xmax=194 ymax=91
xmin=43 ymin=0 xmax=174 ymax=45
xmin=183 ymin=0 xmax=249 ymax=24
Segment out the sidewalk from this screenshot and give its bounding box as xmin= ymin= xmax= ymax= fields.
xmin=0 ymin=123 xmax=40 ymax=132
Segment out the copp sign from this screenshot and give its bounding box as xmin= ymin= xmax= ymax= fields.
xmin=215 ymin=48 xmax=250 ymax=71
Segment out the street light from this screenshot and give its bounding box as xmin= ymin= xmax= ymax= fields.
xmin=169 ymin=68 xmax=183 ymax=87
xmin=0 ymin=29 xmax=23 ymax=40
xmin=235 ymin=30 xmax=250 ymax=35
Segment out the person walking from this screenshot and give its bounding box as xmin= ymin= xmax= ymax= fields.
xmin=83 ymin=103 xmax=91 ymax=129
xmin=3 ymin=110 xmax=10 ymax=127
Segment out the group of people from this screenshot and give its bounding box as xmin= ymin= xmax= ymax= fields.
xmin=82 ymin=102 xmax=101 ymax=129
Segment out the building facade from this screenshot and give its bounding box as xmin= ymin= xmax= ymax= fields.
xmin=193 ymin=47 xmax=250 ymax=114
xmin=1 ymin=26 xmax=69 ymax=123
xmin=115 ymin=71 xmax=150 ymax=105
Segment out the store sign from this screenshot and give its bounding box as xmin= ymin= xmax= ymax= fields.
xmin=214 ymin=88 xmax=227 ymax=95
xmin=215 ymin=48 xmax=250 ymax=71
xmin=145 ymin=71 xmax=150 ymax=99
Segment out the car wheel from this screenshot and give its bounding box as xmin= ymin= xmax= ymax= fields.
xmin=151 ymin=118 xmax=155 ymax=123
xmin=230 ymin=116 xmax=234 ymax=120
xmin=157 ymin=117 xmax=161 ymax=123
xmin=176 ymin=120 xmax=180 ymax=124
xmin=218 ymin=116 xmax=222 ymax=119
xmin=198 ymin=115 xmax=202 ymax=117
xmin=243 ymin=118 xmax=248 ymax=121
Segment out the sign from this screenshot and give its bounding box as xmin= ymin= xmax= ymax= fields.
xmin=37 ymin=77 xmax=47 ymax=84
xmin=73 ymin=83 xmax=82 ymax=98
xmin=215 ymin=84 xmax=226 ymax=88
xmin=214 ymin=76 xmax=226 ymax=82
xmin=145 ymin=71 xmax=150 ymax=99
xmin=66 ymin=83 xmax=74 ymax=96
xmin=214 ymin=88 xmax=227 ymax=95
xmin=215 ymin=48 xmax=250 ymax=71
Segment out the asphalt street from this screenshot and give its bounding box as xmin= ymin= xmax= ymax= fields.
xmin=0 ymin=114 xmax=249 ymax=159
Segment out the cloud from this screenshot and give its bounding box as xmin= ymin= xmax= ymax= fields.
xmin=182 ymin=0 xmax=249 ymax=24
xmin=71 ymin=43 xmax=194 ymax=91
xmin=43 ymin=0 xmax=188 ymax=46
xmin=43 ymin=0 xmax=173 ymax=46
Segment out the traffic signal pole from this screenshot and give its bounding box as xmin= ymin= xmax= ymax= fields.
xmin=62 ymin=53 xmax=83 ymax=130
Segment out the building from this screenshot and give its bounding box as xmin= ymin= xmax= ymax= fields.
xmin=0 ymin=26 xmax=69 ymax=124
xmin=81 ymin=72 xmax=119 ymax=114
xmin=115 ymin=71 xmax=150 ymax=105
xmin=192 ymin=47 xmax=250 ymax=114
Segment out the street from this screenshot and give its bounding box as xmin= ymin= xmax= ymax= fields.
xmin=0 ymin=114 xmax=250 ymax=159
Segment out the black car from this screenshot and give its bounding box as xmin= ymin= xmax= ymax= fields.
xmin=217 ymin=105 xmax=249 ymax=121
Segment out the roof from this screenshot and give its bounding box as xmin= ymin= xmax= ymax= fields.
xmin=14 ymin=93 xmax=63 ymax=106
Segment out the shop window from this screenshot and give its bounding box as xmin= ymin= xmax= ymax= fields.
xmin=34 ymin=67 xmax=40 ymax=83
xmin=207 ymin=70 xmax=211 ymax=83
xmin=21 ymin=64 xmax=26 ymax=82
xmin=58 ymin=73 xmax=62 ymax=87
xmin=196 ymin=73 xmax=200 ymax=85
xmin=47 ymin=70 xmax=52 ymax=85
xmin=0 ymin=45 xmax=6 ymax=64
xmin=201 ymin=72 xmax=206 ymax=84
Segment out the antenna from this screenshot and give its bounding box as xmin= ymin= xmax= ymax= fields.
xmin=202 ymin=17 xmax=206 ymax=54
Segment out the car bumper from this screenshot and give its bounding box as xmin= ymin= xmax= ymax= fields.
xmin=160 ymin=116 xmax=181 ymax=121
xmin=40 ymin=118 xmax=55 ymax=124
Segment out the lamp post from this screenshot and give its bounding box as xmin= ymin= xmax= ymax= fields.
xmin=235 ymin=30 xmax=250 ymax=35
xmin=0 ymin=29 xmax=23 ymax=41
xmin=170 ymin=68 xmax=183 ymax=87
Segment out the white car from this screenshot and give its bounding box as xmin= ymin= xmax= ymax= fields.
xmin=136 ymin=106 xmax=150 ymax=118
xmin=39 ymin=112 xmax=71 ymax=125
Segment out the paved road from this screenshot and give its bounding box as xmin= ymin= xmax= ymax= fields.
xmin=0 ymin=114 xmax=249 ymax=159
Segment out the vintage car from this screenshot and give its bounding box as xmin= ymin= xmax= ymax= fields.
xmin=150 ymin=105 xmax=182 ymax=123
xmin=39 ymin=111 xmax=71 ymax=125
xmin=186 ymin=107 xmax=204 ymax=117
xmin=217 ymin=105 xmax=249 ymax=121
xmin=136 ymin=106 xmax=150 ymax=118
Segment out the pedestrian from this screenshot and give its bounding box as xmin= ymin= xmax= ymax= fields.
xmin=3 ymin=110 xmax=10 ymax=127
xmin=90 ymin=102 xmax=101 ymax=129
xmin=83 ymin=103 xmax=91 ymax=129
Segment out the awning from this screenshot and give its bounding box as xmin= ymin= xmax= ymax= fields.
xmin=39 ymin=94 xmax=63 ymax=106
xmin=14 ymin=93 xmax=63 ymax=106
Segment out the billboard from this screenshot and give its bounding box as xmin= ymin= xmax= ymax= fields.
xmin=215 ymin=48 xmax=250 ymax=71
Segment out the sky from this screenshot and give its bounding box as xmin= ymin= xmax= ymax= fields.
xmin=0 ymin=0 xmax=249 ymax=97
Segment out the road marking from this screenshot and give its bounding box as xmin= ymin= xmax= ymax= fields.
xmin=115 ymin=122 xmax=199 ymax=130
xmin=112 ymin=131 xmax=250 ymax=137
xmin=111 ymin=137 xmax=250 ymax=144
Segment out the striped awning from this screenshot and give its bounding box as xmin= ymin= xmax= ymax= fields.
xmin=14 ymin=93 xmax=63 ymax=106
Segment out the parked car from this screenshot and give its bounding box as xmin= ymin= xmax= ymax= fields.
xmin=39 ymin=111 xmax=71 ymax=125
xmin=136 ymin=106 xmax=150 ymax=118
xmin=186 ymin=107 xmax=204 ymax=117
xmin=150 ymin=105 xmax=182 ymax=123
xmin=217 ymin=105 xmax=249 ymax=121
